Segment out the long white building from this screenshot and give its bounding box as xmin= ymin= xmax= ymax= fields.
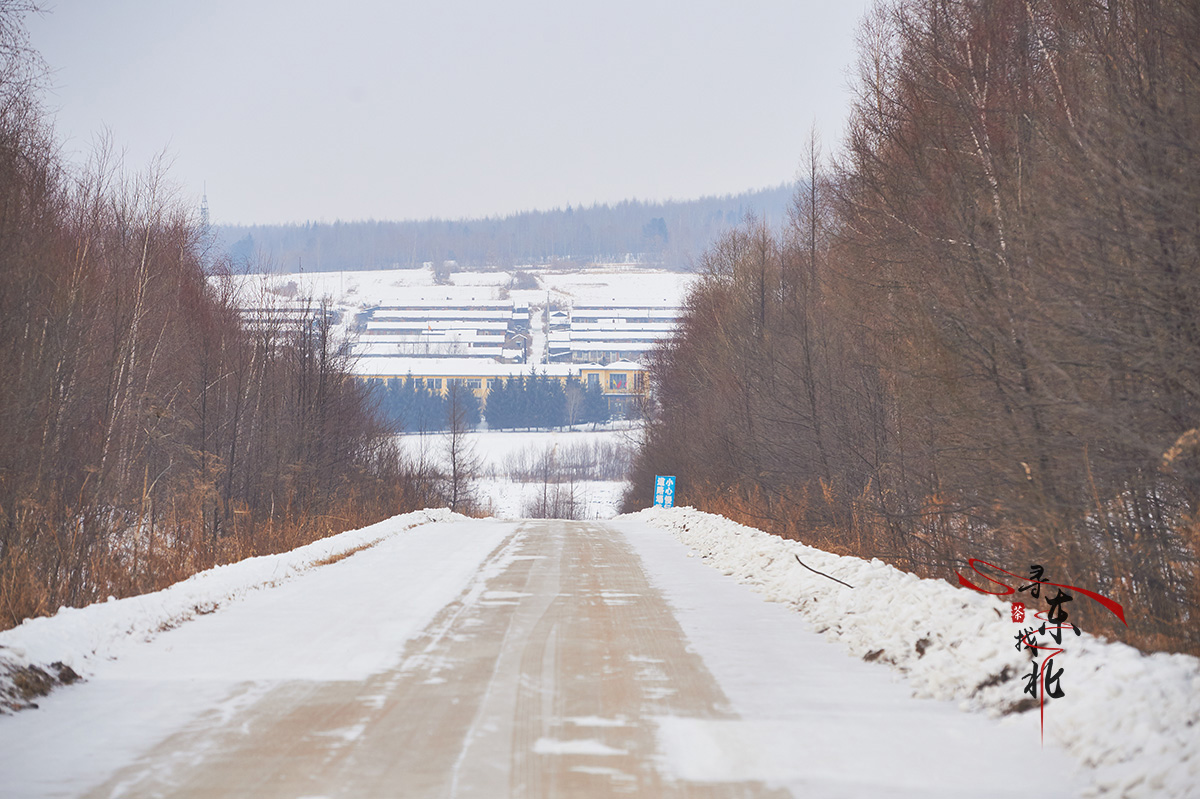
xmin=354 ymin=299 xmax=528 ymax=362
xmin=549 ymin=304 xmax=683 ymax=364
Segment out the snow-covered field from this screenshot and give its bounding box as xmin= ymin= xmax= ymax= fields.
xmin=403 ymin=425 xmax=639 ymax=519
xmin=403 ymin=425 xmax=641 ymax=474
xmin=536 ymin=266 xmax=692 ymax=306
xmin=476 ymin=478 xmax=628 ymax=519
xmin=630 ymin=506 xmax=1199 ymax=798
xmin=218 ymin=264 xmax=696 ymax=324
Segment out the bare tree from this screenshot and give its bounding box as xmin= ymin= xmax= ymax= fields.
xmin=627 ymin=0 xmax=1200 ymax=656
xmin=442 ymin=383 xmax=480 ymax=514
xmin=0 ymin=4 xmax=445 ymax=628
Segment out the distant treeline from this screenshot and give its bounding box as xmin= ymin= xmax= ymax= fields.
xmin=370 ymin=374 xmax=610 ymax=433
xmin=484 ymin=374 xmax=610 ymax=430
xmin=629 ymin=0 xmax=1200 ymax=656
xmin=216 ymin=187 xmax=793 ymax=273
xmin=371 ymin=379 xmax=482 ymax=433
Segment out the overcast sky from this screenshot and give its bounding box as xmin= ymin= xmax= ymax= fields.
xmin=26 ymin=1 xmax=871 ymax=225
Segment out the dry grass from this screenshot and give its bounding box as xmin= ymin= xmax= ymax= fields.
xmin=684 ymin=479 xmax=1199 ymax=657
xmin=311 ymin=537 xmax=385 ymax=567
xmin=0 ymin=494 xmax=409 ymax=634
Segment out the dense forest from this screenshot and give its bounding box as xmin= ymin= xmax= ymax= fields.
xmin=216 ymin=186 xmax=794 ymax=273
xmin=629 ymin=0 xmax=1200 ymax=655
xmin=369 ymin=373 xmax=610 ymax=433
xmin=371 ymin=378 xmax=482 ymax=433
xmin=484 ymin=374 xmax=610 ymax=430
xmin=0 ymin=9 xmax=442 ymax=630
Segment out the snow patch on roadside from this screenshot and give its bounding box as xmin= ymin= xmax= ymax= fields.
xmin=0 ymin=508 xmax=464 ymax=711
xmin=627 ymin=506 xmax=1200 ymax=799
xmin=533 ymin=737 xmax=626 ymax=756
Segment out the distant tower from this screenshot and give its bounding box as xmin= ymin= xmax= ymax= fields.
xmin=198 ymin=184 xmax=214 ymax=275
xmin=200 ymin=183 xmax=210 ymax=230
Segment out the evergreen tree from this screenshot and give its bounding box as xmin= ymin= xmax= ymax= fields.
xmin=369 ymin=376 xmax=458 ymax=433
xmin=484 ymin=377 xmax=508 ymax=429
xmin=446 ymin=382 xmax=481 ymax=429
xmin=417 ymin=380 xmax=446 ymax=432
xmin=507 ymin=375 xmax=528 ymax=429
xmin=545 ymin=375 xmax=567 ymax=429
xmin=563 ymin=376 xmax=585 ymax=427
xmin=583 ymin=380 xmax=610 ymax=428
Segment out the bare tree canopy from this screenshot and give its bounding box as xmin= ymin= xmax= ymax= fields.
xmin=0 ymin=6 xmax=441 ymax=630
xmin=630 ymin=0 xmax=1200 ymax=656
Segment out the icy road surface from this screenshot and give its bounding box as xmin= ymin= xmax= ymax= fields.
xmin=0 ymin=518 xmax=1078 ymax=797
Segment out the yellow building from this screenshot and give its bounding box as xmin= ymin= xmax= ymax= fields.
xmin=354 ymin=357 xmax=647 ymax=415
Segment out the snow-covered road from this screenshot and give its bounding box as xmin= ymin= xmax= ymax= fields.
xmin=1 ymin=516 xmax=1081 ymax=797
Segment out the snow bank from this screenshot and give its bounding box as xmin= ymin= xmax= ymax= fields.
xmin=0 ymin=508 xmax=464 ymax=711
xmin=627 ymin=506 xmax=1199 ymax=799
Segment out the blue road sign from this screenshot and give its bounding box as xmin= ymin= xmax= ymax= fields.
xmin=654 ymin=475 xmax=676 ymax=508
